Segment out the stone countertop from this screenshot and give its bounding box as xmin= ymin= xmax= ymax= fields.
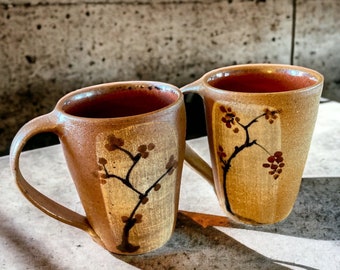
xmin=0 ymin=101 xmax=339 ymax=270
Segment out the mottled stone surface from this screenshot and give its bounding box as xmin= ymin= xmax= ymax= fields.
xmin=294 ymin=0 xmax=340 ymax=101
xmin=0 ymin=0 xmax=339 ymax=157
xmin=0 ymin=0 xmax=292 ymax=155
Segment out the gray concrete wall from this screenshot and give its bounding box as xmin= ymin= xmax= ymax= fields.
xmin=1 ymin=0 xmax=339 ymax=155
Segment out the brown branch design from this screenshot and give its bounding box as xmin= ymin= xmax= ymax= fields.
xmin=217 ymin=106 xmax=285 ymax=214
xmin=98 ymin=135 xmax=178 ymax=253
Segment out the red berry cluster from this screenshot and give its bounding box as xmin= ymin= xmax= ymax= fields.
xmin=166 ymin=154 xmax=178 ymax=175
xmin=262 ymin=151 xmax=284 ymax=180
xmin=264 ymin=109 xmax=278 ymax=124
xmin=105 ymin=134 xmax=124 ymax=151
xmin=217 ymin=145 xmax=227 ymax=159
xmin=137 ymin=143 xmax=155 ymax=159
xmin=220 ymin=106 xmax=240 ymax=133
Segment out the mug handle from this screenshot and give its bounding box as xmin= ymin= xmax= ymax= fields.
xmin=9 ymin=112 xmax=104 ymax=246
xmin=182 ymin=80 xmax=215 ymax=187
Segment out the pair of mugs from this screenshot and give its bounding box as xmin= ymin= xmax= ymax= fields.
xmin=10 ymin=64 xmax=323 ymax=255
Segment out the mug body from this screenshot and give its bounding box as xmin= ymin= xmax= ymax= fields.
xmin=199 ymin=64 xmax=323 ymax=224
xmin=55 ymin=82 xmax=186 ymax=253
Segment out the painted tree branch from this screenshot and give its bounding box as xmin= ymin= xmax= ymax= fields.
xmin=218 ymin=106 xmax=284 ymax=214
xmin=98 ymin=135 xmax=177 ymax=252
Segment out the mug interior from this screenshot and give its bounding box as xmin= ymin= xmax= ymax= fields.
xmin=61 ymin=82 xmax=180 ymax=118
xmin=207 ymin=65 xmax=322 ymax=93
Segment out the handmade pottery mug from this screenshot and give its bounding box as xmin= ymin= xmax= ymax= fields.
xmin=183 ymin=64 xmax=323 ymax=225
xmin=10 ymin=81 xmax=186 ymax=254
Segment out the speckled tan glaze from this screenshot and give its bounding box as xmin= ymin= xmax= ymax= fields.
xmin=183 ymin=64 xmax=323 ymax=225
xmin=10 ymin=81 xmax=186 ymax=254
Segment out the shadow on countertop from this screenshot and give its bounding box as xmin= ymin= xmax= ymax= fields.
xmin=115 ymin=177 xmax=339 ymax=269
xmin=114 ymin=211 xmax=290 ymax=270
xmin=246 ymin=177 xmax=340 ymax=241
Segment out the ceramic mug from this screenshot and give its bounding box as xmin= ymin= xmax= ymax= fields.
xmin=10 ymin=81 xmax=186 ymax=254
xmin=183 ymin=64 xmax=323 ymax=225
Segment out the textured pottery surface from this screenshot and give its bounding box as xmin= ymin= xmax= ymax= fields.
xmin=10 ymin=81 xmax=186 ymax=254
xmin=182 ymin=64 xmax=323 ymax=225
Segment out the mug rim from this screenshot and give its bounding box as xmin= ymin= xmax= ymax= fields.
xmin=55 ymin=81 xmax=184 ymax=121
xmin=201 ymin=63 xmax=324 ymax=95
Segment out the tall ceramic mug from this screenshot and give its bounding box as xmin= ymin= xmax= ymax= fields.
xmin=183 ymin=64 xmax=323 ymax=225
xmin=10 ymin=81 xmax=186 ymax=254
